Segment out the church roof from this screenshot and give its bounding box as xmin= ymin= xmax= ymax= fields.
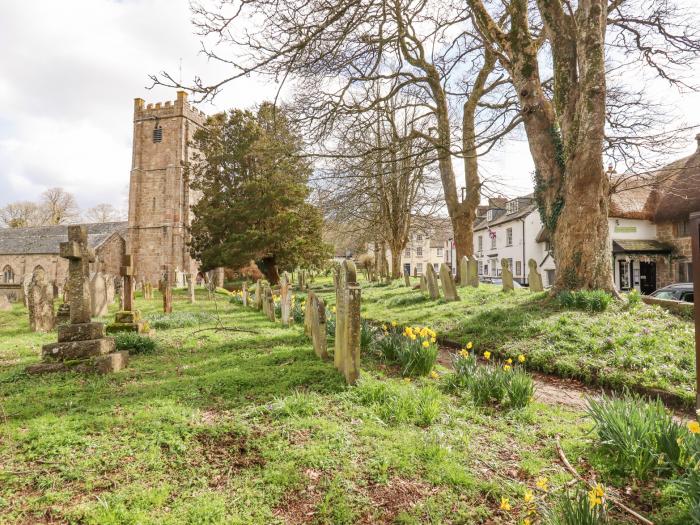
xmin=0 ymin=222 xmax=127 ymax=255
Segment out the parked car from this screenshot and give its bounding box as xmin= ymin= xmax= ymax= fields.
xmin=479 ymin=277 xmax=522 ymax=288
xmin=649 ymin=283 xmax=694 ymax=303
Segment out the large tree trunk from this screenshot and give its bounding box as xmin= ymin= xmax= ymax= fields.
xmin=258 ymin=256 xmax=280 ymax=284
xmin=389 ymin=243 xmax=402 ymax=278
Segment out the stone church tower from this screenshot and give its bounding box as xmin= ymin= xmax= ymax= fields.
xmin=127 ymin=91 xmax=207 ymax=285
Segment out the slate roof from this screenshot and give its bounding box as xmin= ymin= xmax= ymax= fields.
xmin=0 ymin=222 xmax=128 ymax=255
xmin=474 ymin=201 xmax=538 ymax=232
xmin=612 ymin=239 xmax=672 ymax=253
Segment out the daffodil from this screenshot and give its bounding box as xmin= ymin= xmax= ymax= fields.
xmin=430 ymin=370 xmax=439 ymax=379
xmin=506 ymin=358 xmax=513 ymax=365
xmin=500 ymin=497 xmax=511 ymax=511
xmin=332 ymin=306 xmax=336 ymax=313
xmin=431 ymin=337 xmax=436 ymax=343
xmin=688 ymin=421 xmax=700 ymax=434
xmin=466 ymin=341 xmax=473 ymax=349
xmin=483 ymin=351 xmax=491 ymax=361
xmin=402 ymin=377 xmax=411 ymax=383
xmin=391 ymin=320 xmax=397 ymax=327
xmin=518 ymin=354 xmax=526 ymax=363
xmin=503 ymin=364 xmax=512 ymax=372
xmin=588 ymin=484 xmax=604 ymax=508
xmin=381 ymin=324 xmax=387 ymax=331
xmin=535 ymin=477 xmax=548 ymax=491
xmin=459 ymin=349 xmax=469 ymax=358
xmin=523 ymin=519 xmax=531 ymax=525
xmin=422 ymin=340 xmax=430 ymax=348
xmin=523 ymin=490 xmax=534 ymax=503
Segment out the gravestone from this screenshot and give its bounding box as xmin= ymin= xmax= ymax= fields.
xmin=467 ymin=256 xmax=479 ymax=287
xmin=241 ymin=281 xmax=249 ymax=307
xmin=114 ymin=276 xmax=123 ymax=309
xmin=254 ymin=279 xmax=263 ymax=310
xmin=28 ymin=225 xmax=127 ymax=374
xmin=187 ymin=273 xmax=196 ymax=304
xmin=279 ymin=272 xmax=292 ymax=326
xmin=305 ymin=291 xmax=328 ymax=359
xmin=334 ymin=260 xmax=361 ymax=385
xmin=298 ymin=269 xmax=307 ymax=291
xmin=143 ymin=282 xmax=153 ymax=300
xmin=161 ymin=267 xmax=173 ymax=313
xmin=404 ymin=272 xmax=411 ymax=287
xmin=425 ymin=264 xmax=441 ymax=300
xmin=263 ymin=285 xmax=276 ymax=322
xmin=27 ymin=266 xmax=54 ymax=332
xmin=107 ymin=255 xmax=147 ymax=334
xmin=0 ymin=295 xmax=11 ymax=311
xmin=55 ymin=303 xmax=70 ymax=325
xmin=439 ymin=263 xmax=459 ymax=301
xmin=21 ymin=273 xmax=32 ymax=307
xmin=459 ymin=256 xmax=469 ymax=286
xmin=420 ymin=275 xmax=427 ymax=293
xmin=89 ymin=272 xmax=109 ymax=317
xmin=105 ymin=275 xmax=115 ymax=306
xmin=527 ymin=258 xmax=544 ymax=292
xmin=501 ymin=259 xmax=514 ymax=292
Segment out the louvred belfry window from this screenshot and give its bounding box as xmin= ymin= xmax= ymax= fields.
xmin=153 ymin=125 xmax=163 ymax=143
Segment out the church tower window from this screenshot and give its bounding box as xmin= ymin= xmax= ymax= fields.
xmin=2 ymin=265 xmax=14 ymax=283
xmin=153 ymin=124 xmax=163 ymax=143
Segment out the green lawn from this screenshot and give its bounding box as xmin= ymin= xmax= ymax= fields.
xmin=309 ymin=276 xmax=696 ymax=407
xmin=0 ymin=287 xmax=693 ymax=523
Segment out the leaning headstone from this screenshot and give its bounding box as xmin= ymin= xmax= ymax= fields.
xmin=420 ymin=275 xmax=427 ymax=293
xmin=187 ymin=274 xmax=196 ymax=304
xmin=334 ymin=260 xmax=361 ymax=385
xmin=28 ymin=266 xmax=55 ymax=332
xmin=298 ymin=269 xmax=307 ymax=291
xmin=263 ymin=285 xmax=276 ymax=322
xmin=89 ymin=272 xmax=109 ymax=317
xmin=528 ymin=258 xmax=544 ymax=292
xmin=0 ymin=295 xmax=11 ymax=311
xmin=279 ymin=272 xmax=292 ymax=326
xmin=467 ymin=256 xmax=479 ymax=288
xmin=254 ymin=279 xmax=263 ymax=310
xmin=107 ymin=255 xmax=147 ymax=334
xmin=28 ymin=225 xmax=126 ymax=374
xmin=425 ymin=264 xmax=441 ymax=300
xmin=439 ymin=263 xmax=459 ymax=301
xmin=501 ymin=259 xmax=514 ymax=292
xmin=306 ymin=291 xmax=328 ymax=359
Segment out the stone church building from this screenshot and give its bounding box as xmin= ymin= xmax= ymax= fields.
xmin=0 ymin=91 xmax=207 ymax=299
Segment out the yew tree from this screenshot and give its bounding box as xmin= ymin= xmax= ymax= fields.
xmin=187 ymin=103 xmax=330 ymax=283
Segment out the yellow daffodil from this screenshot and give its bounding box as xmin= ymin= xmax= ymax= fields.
xmin=382 ymin=324 xmax=387 ymax=330
xmin=431 ymin=337 xmax=436 ymax=343
xmin=518 ymin=354 xmax=526 ymax=363
xmin=402 ymin=377 xmax=411 ymax=383
xmin=588 ymin=484 xmax=604 ymax=508
xmin=409 ymin=334 xmax=417 ymax=341
xmin=535 ymin=477 xmax=549 ymax=491
xmin=483 ymin=351 xmax=491 ymax=361
xmin=459 ymin=349 xmax=469 ymax=358
xmin=466 ymin=341 xmax=473 ymax=349
xmin=430 ymin=370 xmax=439 ymax=379
xmin=688 ymin=421 xmax=700 ymax=434
xmin=422 ymin=340 xmax=430 ymax=348
xmin=506 ymin=358 xmax=513 ymax=365
xmin=391 ymin=320 xmax=397 ymax=327
xmin=332 ymin=306 xmax=336 ymax=313
xmin=500 ymin=497 xmax=511 ymax=511
xmin=523 ymin=520 xmax=531 ymax=525
xmin=503 ymin=365 xmax=512 ymax=372
xmin=523 ymin=490 xmax=534 ymax=504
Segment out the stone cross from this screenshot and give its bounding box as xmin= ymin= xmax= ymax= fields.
xmin=527 ymin=258 xmax=544 ymax=292
xmin=501 ymin=259 xmax=514 ymax=292
xmin=28 ymin=266 xmax=55 ymax=332
xmin=334 ymin=260 xmax=361 ymax=384
xmin=120 ymin=255 xmax=135 ymax=312
xmin=439 ymin=263 xmax=459 ymax=301
xmin=305 ymin=291 xmax=328 ymax=359
xmin=279 ymin=272 xmax=292 ymax=326
xmin=425 ymin=264 xmax=441 ymax=300
xmin=59 ymin=225 xmax=95 ymax=324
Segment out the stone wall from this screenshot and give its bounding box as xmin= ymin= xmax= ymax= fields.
xmin=656 ymin=221 xmax=692 ymax=287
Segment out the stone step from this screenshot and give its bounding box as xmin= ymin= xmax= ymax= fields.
xmin=42 ymin=337 xmax=115 ymax=361
xmin=57 ymin=322 xmax=105 ymax=342
xmin=27 ymin=351 xmax=129 ymax=375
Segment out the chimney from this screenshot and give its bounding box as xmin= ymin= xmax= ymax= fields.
xmin=695 ymin=133 xmax=700 ymax=152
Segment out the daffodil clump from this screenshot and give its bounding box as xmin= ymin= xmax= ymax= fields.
xmin=374 ymin=323 xmax=439 ymax=377
xmin=229 ymin=289 xmax=246 ymax=305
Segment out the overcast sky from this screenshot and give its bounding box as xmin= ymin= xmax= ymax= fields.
xmin=0 ymin=0 xmax=698 ymax=214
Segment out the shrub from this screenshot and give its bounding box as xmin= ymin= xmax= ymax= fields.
xmin=586 ymin=393 xmax=690 ymax=479
xmin=626 ymin=289 xmax=641 ymax=309
xmin=557 ymin=290 xmax=612 ymax=312
xmin=114 ymin=332 xmax=157 ymax=355
xmin=146 ymin=312 xmax=216 ymax=330
xmin=375 ymin=332 xmax=404 ymax=362
xmin=396 ymin=334 xmax=438 ymax=377
xmin=467 ymin=365 xmax=509 ymax=407
xmin=360 ymin=320 xmax=376 ymax=351
xmin=543 ymin=488 xmax=608 ymax=525
xmin=506 ymin=368 xmax=535 ymax=408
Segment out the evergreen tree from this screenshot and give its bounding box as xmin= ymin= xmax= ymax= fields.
xmin=188 ymin=103 xmax=330 ymax=283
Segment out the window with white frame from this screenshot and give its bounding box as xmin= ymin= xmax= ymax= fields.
xmin=515 ymin=260 xmax=522 ymax=276
xmin=487 ymin=209 xmax=495 ymax=221
xmin=478 ymin=235 xmax=483 ymax=251
xmin=477 ymin=261 xmax=483 ymax=275
xmin=506 ymin=200 xmax=519 ymax=214
xmin=436 ymin=247 xmax=443 ymax=257
xmin=490 ymin=233 xmax=496 ymax=250
xmin=506 ymin=227 xmax=513 ymax=246
xmin=416 ymin=263 xmax=423 ymax=274
xmin=404 ymin=248 xmax=410 ymax=257
xmin=507 ymin=258 xmax=513 ymax=271
xmin=416 ymin=247 xmax=422 ymax=257
xmin=416 ymin=234 xmax=423 ymax=241
xmin=433 ymin=263 xmax=439 ymax=271
xmin=2 ymin=265 xmax=14 ymax=284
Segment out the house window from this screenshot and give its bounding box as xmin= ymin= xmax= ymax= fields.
xmin=436 ymin=247 xmax=443 ymax=257
xmin=404 ymin=248 xmax=410 ymax=257
xmin=416 ymin=247 xmax=422 ymax=257
xmin=545 ymin=269 xmax=556 ymax=287
xmin=487 ymin=209 xmax=495 ymax=221
xmin=678 ymin=261 xmax=693 ymax=282
xmin=433 ymin=263 xmax=439 ymax=272
xmin=2 ymin=265 xmax=14 ymax=284
xmin=478 ymin=261 xmax=483 ymax=275
xmin=416 ymin=234 xmax=423 ymax=241
xmin=416 ymin=263 xmax=423 ymax=274
xmin=676 ymin=220 xmax=690 ymax=237
xmin=490 ymin=234 xmax=496 ymax=250
xmin=507 ymin=258 xmax=513 ymax=271
xmin=484 ymin=264 xmax=489 ymax=275
xmin=506 ymin=200 xmax=519 ymax=214
xmin=506 ymin=228 xmax=513 ymax=246
xmin=478 ymin=236 xmax=483 ymax=251
xmin=619 ymin=261 xmax=631 ymax=290
xmin=516 ymin=260 xmax=522 ymax=276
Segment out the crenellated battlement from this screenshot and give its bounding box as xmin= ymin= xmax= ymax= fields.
xmin=133 ymin=91 xmax=207 ymax=125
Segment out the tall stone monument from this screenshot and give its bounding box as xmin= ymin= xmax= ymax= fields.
xmin=27 ymin=266 xmax=55 ymax=332
xmin=27 ymin=225 xmax=127 ymax=374
xmin=334 ymin=260 xmax=361 ymax=384
xmin=439 ymin=263 xmax=459 ymax=301
xmin=527 ymin=259 xmax=544 ymax=292
xmin=425 ymin=264 xmax=441 ymax=300
xmin=107 ymin=255 xmax=147 ymax=334
xmin=279 ymin=272 xmax=292 ymax=326
xmin=254 ymin=279 xmax=263 ymax=310
xmin=501 ymin=259 xmax=514 ymax=292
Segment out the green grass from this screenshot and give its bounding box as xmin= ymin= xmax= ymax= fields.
xmin=311 ymin=276 xmax=696 ymax=406
xmin=0 ymin=286 xmax=692 ymax=523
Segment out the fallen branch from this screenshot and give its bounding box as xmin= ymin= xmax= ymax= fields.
xmin=190 ymin=327 xmax=259 ymax=335
xmin=555 ymin=435 xmax=653 ymax=525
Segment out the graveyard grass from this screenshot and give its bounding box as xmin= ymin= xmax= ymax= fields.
xmin=0 ymin=286 xmax=693 ymax=524
xmin=313 ymin=276 xmax=696 ymax=407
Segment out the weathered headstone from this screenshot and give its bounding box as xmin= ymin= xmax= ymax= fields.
xmin=27 ymin=266 xmax=55 ymax=332
xmin=420 ymin=275 xmax=427 ymax=293
xmin=114 ymin=275 xmax=123 ymax=309
xmin=279 ymin=272 xmax=292 ymax=326
xmin=21 ymin=273 xmax=32 ymax=307
xmin=105 ymin=275 xmax=115 ymax=306
xmin=459 ymin=256 xmax=469 ymax=286
xmin=306 ymin=291 xmax=328 ymax=359
xmin=425 ymin=264 xmax=441 ymax=300
xmin=187 ymin=273 xmax=196 ymax=304
xmin=28 ymin=225 xmax=127 ymax=374
xmin=404 ymin=272 xmax=411 ymax=287
xmin=298 ymin=269 xmax=307 ymax=291
xmin=241 ymin=281 xmax=249 ymax=307
xmin=263 ymin=285 xmax=276 ymax=322
xmin=89 ymin=272 xmax=109 ymax=317
xmin=254 ymin=279 xmax=263 ymax=310
xmin=0 ymin=295 xmax=11 ymax=311
xmin=501 ymin=259 xmax=514 ymax=292
xmin=527 ymin=258 xmax=544 ymax=292
xmin=334 ymin=260 xmax=361 ymax=384
xmin=107 ymin=255 xmax=147 ymax=334
xmin=143 ymin=282 xmax=153 ymax=300
xmin=439 ymin=263 xmax=459 ymax=301
xmin=467 ymin=256 xmax=479 ymax=287
xmin=161 ymin=267 xmax=173 ymax=313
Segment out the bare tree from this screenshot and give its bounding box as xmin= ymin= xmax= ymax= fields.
xmin=41 ymin=187 xmax=79 ymax=225
xmin=0 ymin=201 xmax=44 ymax=228
xmin=84 ymin=204 xmax=124 ymax=223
